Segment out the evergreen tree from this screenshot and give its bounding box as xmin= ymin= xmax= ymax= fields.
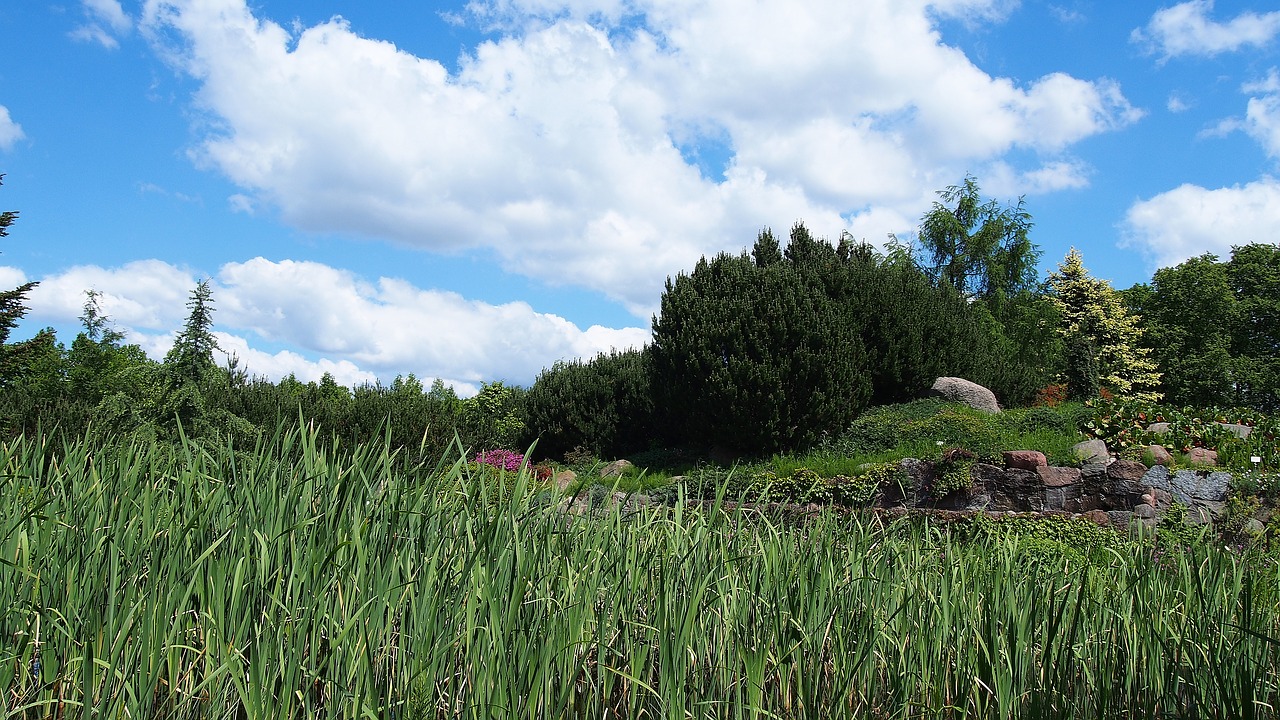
xmin=1063 ymin=333 xmax=1100 ymax=401
xmin=166 ymin=280 xmax=220 ymax=387
xmin=523 ymin=349 xmax=654 ymax=460
xmin=0 ymin=175 xmax=41 ymax=390
xmin=1048 ymin=249 xmax=1161 ymax=401
xmin=160 ymin=280 xmax=224 ymax=433
xmin=909 ymin=175 xmax=1040 ymax=299
xmin=651 ymin=225 xmax=870 ymax=453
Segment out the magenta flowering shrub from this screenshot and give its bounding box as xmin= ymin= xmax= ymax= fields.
xmin=474 ymin=449 xmax=525 ymax=472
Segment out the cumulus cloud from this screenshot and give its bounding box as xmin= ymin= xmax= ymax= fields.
xmin=982 ymin=159 xmax=1091 ymax=197
xmin=137 ymin=0 xmax=1137 ymax=315
xmin=71 ymin=0 xmax=133 ymax=49
xmin=0 ymin=266 xmax=28 ymax=289
xmin=26 ymin=259 xmax=197 ymax=329
xmin=24 ymin=256 xmax=648 ymax=388
xmin=1242 ymin=70 xmax=1280 ymax=158
xmin=1132 ymin=0 xmax=1280 ymax=59
xmin=0 ymin=106 xmax=25 ymax=151
xmin=1121 ymin=177 xmax=1280 ymax=268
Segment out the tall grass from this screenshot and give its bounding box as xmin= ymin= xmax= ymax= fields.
xmin=1 ymin=422 xmax=1277 ymax=718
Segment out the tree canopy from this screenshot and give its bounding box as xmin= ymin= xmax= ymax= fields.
xmin=1048 ymin=249 xmax=1160 ymax=402
xmin=908 ymin=175 xmax=1040 ymax=299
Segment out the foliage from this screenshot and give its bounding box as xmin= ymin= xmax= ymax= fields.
xmin=522 ymin=348 xmax=654 ymax=460
xmin=651 ymin=221 xmax=1030 ymax=453
xmin=1082 ymin=398 xmax=1280 ymax=469
xmin=931 ymin=448 xmax=977 ymax=497
xmin=473 ymin=448 xmax=525 ymax=472
xmin=679 ymin=461 xmax=900 ymax=507
xmin=458 ymin=380 xmax=526 ymax=453
xmin=0 ymin=175 xmax=41 ymax=391
xmin=1048 ymin=248 xmax=1161 ymax=401
xmin=972 ymin=290 xmax=1064 ymax=407
xmin=1063 ymin=333 xmax=1100 ymax=401
xmin=1127 ymin=244 xmax=1280 ymax=412
xmin=650 ymin=224 xmax=871 ymax=453
xmin=906 ymin=175 xmax=1041 ymax=299
xmin=959 ymin=512 xmax=1132 ymax=571
xmin=6 ymin=426 xmax=1277 ymax=718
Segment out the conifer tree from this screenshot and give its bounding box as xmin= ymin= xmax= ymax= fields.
xmin=0 ymin=175 xmax=41 ymax=390
xmin=165 ymin=280 xmax=220 ymax=387
xmin=1048 ymin=249 xmax=1161 ymax=401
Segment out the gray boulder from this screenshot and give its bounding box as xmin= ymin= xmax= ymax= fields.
xmin=600 ymin=459 xmax=635 ymax=478
xmin=1072 ymin=439 xmax=1109 ymax=465
xmin=930 ymin=377 xmax=1000 ymax=413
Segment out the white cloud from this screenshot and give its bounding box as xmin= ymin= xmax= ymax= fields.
xmin=1048 ymin=5 xmax=1085 ymax=24
xmin=72 ymin=0 xmax=133 ymax=49
xmin=0 ymin=266 xmax=28 ymax=289
xmin=1167 ymin=94 xmax=1191 ymax=113
xmin=138 ymin=0 xmax=1136 ymax=316
xmin=982 ymin=159 xmax=1090 ymax=197
xmin=1200 ymin=69 xmax=1280 ymax=158
xmin=1121 ymin=177 xmax=1280 ymax=268
xmin=0 ymin=106 xmax=25 ymax=151
xmin=1133 ymin=0 xmax=1280 ymax=59
xmin=24 ymin=256 xmax=649 ymax=388
xmin=26 ymin=259 xmax=197 ymax=329
xmin=213 ymin=332 xmax=382 ymax=389
xmin=1243 ymin=69 xmax=1280 ymax=158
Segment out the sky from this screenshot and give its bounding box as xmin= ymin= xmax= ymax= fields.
xmin=1 ymin=0 xmax=1279 ymax=395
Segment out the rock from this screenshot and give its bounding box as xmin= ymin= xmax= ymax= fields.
xmin=1218 ymin=423 xmax=1253 ymax=440
xmin=1146 ymin=445 xmax=1174 ymax=466
xmin=1142 ymin=465 xmax=1171 ymax=491
xmin=1106 ymin=459 xmax=1149 ymax=496
xmin=1185 ymin=447 xmax=1218 ymax=466
xmin=1037 ymin=466 xmax=1081 ymax=488
xmin=1045 ymin=483 xmax=1083 ymax=511
xmin=973 ymin=464 xmax=1042 ymax=511
xmin=1106 ymin=511 xmax=1134 ymax=529
xmin=930 ymin=377 xmax=1000 ymax=413
xmin=1080 ymin=509 xmax=1111 ymax=526
xmin=899 ymin=458 xmax=931 ymax=504
xmin=1134 ymin=503 xmax=1157 ymax=519
xmin=599 ymin=459 xmax=635 ymax=478
xmin=1003 ymin=450 xmax=1047 ymax=470
xmin=1148 ymin=467 xmax=1229 ymax=510
xmin=552 ymin=469 xmax=577 ymax=491
xmin=1245 ymin=518 xmax=1266 ymax=536
xmin=1146 ymin=422 xmax=1171 ymax=435
xmin=1170 ymin=470 xmax=1230 ymax=503
xmin=1073 ymin=439 xmax=1109 ymax=465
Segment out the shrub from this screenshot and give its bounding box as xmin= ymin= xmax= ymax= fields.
xmin=474 ymin=448 xmax=525 ymax=472
xmin=931 ymin=448 xmax=977 ymax=497
xmin=522 ymin=349 xmax=654 ymax=460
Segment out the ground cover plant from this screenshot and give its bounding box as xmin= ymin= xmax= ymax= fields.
xmin=3 ymin=421 xmax=1279 ymax=719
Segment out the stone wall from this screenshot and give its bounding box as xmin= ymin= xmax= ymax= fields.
xmin=887 ymin=448 xmax=1236 ymax=529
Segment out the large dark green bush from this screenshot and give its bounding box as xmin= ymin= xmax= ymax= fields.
xmin=650 ymin=225 xmax=871 ymax=454
xmin=522 ymin=349 xmax=654 ymax=460
xmin=651 ymin=224 xmax=1023 ymax=455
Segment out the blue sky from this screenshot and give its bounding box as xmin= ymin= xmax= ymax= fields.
xmin=2 ymin=0 xmax=1279 ymax=394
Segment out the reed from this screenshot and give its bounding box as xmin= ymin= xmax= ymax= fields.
xmin=2 ymin=422 xmax=1277 ymax=718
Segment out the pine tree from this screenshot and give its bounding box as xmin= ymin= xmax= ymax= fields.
xmin=0 ymin=175 xmax=41 ymax=390
xmin=165 ymin=280 xmax=220 ymax=387
xmin=1048 ymin=249 xmax=1161 ymax=401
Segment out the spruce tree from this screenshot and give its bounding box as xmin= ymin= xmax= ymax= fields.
xmin=0 ymin=175 xmax=40 ymax=390
xmin=1048 ymin=249 xmax=1161 ymax=401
